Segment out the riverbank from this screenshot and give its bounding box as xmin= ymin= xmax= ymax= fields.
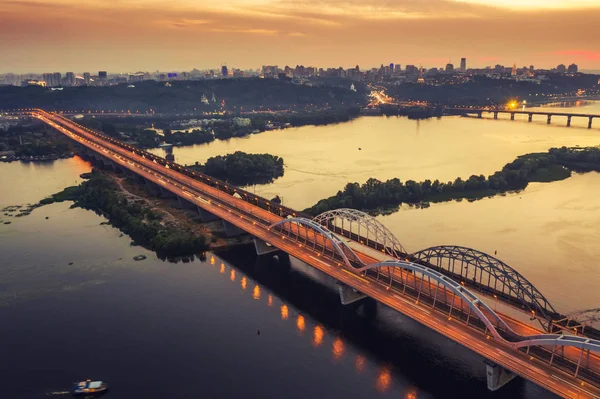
xmin=305 ymin=146 xmax=600 ymax=216
xmin=39 ymin=172 xmax=213 ymax=259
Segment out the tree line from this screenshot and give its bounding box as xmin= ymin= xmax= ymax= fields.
xmin=189 ymin=151 xmax=285 ymax=186
xmin=305 ymin=146 xmax=600 ymax=216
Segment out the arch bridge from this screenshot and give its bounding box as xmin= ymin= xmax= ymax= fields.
xmin=410 ymin=246 xmax=559 ymax=329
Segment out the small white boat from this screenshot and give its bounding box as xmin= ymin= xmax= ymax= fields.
xmin=71 ymin=380 xmax=108 ymax=397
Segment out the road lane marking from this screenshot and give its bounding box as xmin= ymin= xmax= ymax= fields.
xmin=551 ymin=375 xmax=600 ymax=398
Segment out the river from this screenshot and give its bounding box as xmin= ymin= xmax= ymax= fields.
xmin=2 ymin=101 xmax=599 ymax=398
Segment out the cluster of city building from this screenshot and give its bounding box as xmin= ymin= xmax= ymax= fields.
xmin=0 ymin=59 xmax=581 ymax=88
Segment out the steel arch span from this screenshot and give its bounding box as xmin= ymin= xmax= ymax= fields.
xmin=359 ymin=261 xmax=600 ymax=364
xmin=411 ymin=245 xmax=557 ymax=323
xmin=554 ymin=309 xmax=600 ymax=335
xmin=268 ymin=217 xmax=364 ymax=269
xmin=313 ymin=208 xmax=407 ymax=259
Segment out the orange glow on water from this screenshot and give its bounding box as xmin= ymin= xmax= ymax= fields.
xmin=296 ymin=315 xmax=306 ymax=333
xmin=332 ymin=337 xmax=345 ymax=360
xmin=355 ymin=355 xmax=366 ymax=373
xmin=220 ymin=264 xmax=225 ymax=274
xmin=376 ymin=367 xmax=392 ymax=393
xmin=267 ymin=295 xmax=273 ymax=307
xmin=281 ymin=304 xmax=289 ymax=320
xmin=241 ymin=276 xmax=247 ymax=290
xmin=230 ymin=270 xmax=236 ymax=282
xmin=405 ymin=390 xmax=417 ymax=399
xmin=313 ymin=325 xmax=324 ymax=347
xmin=253 ymin=285 xmax=261 ymax=300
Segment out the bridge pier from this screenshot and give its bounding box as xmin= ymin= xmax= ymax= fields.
xmin=589 ymin=117 xmax=594 ymax=129
xmin=177 ymin=196 xmax=196 ymax=210
xmin=510 ymin=113 xmax=515 ymax=121
xmin=159 ymin=186 xmax=177 ymax=199
xmin=144 ymin=178 xmax=161 ymax=196
xmin=494 ymin=112 xmax=498 ymax=119
xmin=528 ymin=113 xmax=533 ymax=122
xmin=567 ymin=115 xmax=572 ymax=127
xmin=337 ymin=281 xmax=367 ymax=305
xmin=197 ymin=206 xmax=220 ymax=222
xmin=485 ymin=360 xmax=516 ymax=391
xmin=547 ymin=115 xmax=552 ymax=124
xmin=222 ymin=220 xmax=246 ymax=237
xmin=477 ymin=112 xmax=482 ymax=119
xmin=101 ymin=158 xmax=115 ymax=170
xmin=254 ymin=237 xmax=279 ymax=256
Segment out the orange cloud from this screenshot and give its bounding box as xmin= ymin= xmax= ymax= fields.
xmin=552 ymin=50 xmax=600 ymax=61
xmin=1 ymin=0 xmax=599 ymax=72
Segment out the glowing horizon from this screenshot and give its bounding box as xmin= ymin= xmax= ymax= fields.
xmin=1 ymin=0 xmax=599 ymax=73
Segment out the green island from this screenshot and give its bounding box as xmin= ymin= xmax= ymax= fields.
xmin=306 ymin=146 xmax=600 ymax=216
xmin=189 ymin=151 xmax=284 ymax=186
xmin=40 ymin=172 xmax=209 ymax=259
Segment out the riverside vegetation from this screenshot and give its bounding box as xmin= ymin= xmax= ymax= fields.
xmin=306 ymin=146 xmax=600 ymax=216
xmin=40 ymin=172 xmax=209 ymax=258
xmin=188 ymin=151 xmax=284 ymax=186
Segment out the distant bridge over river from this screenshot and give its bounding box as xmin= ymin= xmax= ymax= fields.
xmin=445 ymin=107 xmax=599 ymax=128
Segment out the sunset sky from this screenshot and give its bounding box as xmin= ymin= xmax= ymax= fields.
xmin=1 ymin=0 xmax=599 ymax=73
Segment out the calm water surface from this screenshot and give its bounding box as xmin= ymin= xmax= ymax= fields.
xmin=2 ymin=102 xmax=600 ymax=398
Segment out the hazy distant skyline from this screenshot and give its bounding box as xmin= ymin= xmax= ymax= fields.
xmin=2 ymin=0 xmax=600 ymax=73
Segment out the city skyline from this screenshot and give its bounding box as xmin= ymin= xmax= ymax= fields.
xmin=1 ymin=0 xmax=600 ymax=73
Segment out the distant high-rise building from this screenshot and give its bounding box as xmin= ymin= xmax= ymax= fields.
xmin=494 ymin=64 xmax=504 ymax=74
xmin=51 ymin=72 xmax=62 ymax=87
xmin=83 ymin=72 xmax=91 ymax=85
xmin=445 ymin=63 xmax=454 ymax=73
xmin=556 ymin=64 xmax=566 ymax=74
xmin=405 ymin=65 xmax=418 ymax=75
xmin=460 ymin=58 xmax=467 ymax=72
xmin=98 ymin=71 xmax=107 ymax=85
xmin=394 ymin=64 xmax=401 ymax=73
xmin=262 ymin=65 xmax=278 ymax=78
xmin=389 ymin=63 xmax=394 ymax=74
xmin=65 ymin=72 xmax=75 ymax=86
xmin=567 ymin=63 xmax=578 ymax=74
xmin=529 ymin=65 xmax=535 ymax=73
xmin=221 ymin=65 xmax=229 ymax=77
xmin=42 ymin=73 xmax=52 ymax=86
xmin=511 ymin=63 xmax=517 ymax=76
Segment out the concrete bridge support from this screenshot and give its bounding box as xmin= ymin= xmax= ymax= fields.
xmin=547 ymin=115 xmax=552 ymax=124
xmin=144 ymin=178 xmax=161 ymax=197
xmin=528 ymin=113 xmax=533 ymax=122
xmin=485 ymin=360 xmax=516 ymax=391
xmin=222 ymin=220 xmax=246 ymax=237
xmin=493 ymin=112 xmax=498 ymax=119
xmin=159 ymin=186 xmax=177 ymax=199
xmin=197 ymin=206 xmax=220 ymax=222
xmin=589 ymin=117 xmax=594 ymax=129
xmin=567 ymin=115 xmax=572 ymax=127
xmin=337 ymin=281 xmax=367 ymax=305
xmin=254 ymin=238 xmax=278 ymax=256
xmin=477 ymin=112 xmax=482 ymax=119
xmin=177 ymin=196 xmax=197 ymax=210
xmin=510 ymin=113 xmax=515 ymax=121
